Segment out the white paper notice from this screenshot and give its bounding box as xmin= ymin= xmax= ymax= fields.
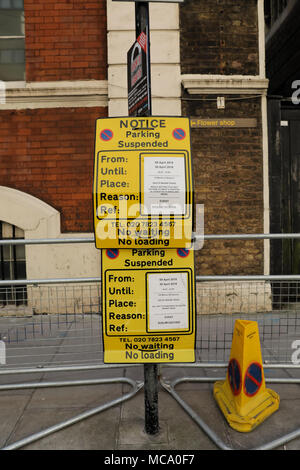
xmin=148 ymin=272 xmax=189 ymax=330
xmin=143 ymin=156 xmax=186 ymax=215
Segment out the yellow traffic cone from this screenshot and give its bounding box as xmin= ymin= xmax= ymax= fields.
xmin=213 ymin=319 xmax=280 ymax=432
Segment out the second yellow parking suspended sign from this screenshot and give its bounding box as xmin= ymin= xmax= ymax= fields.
xmin=93 ymin=117 xmax=193 ymax=249
xmin=102 ymin=247 xmax=196 ymax=363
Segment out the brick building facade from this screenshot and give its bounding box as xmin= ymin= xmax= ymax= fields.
xmin=0 ymin=0 xmax=270 ymax=314
xmin=180 ymin=0 xmax=268 ymax=276
xmin=0 ymin=0 xmax=108 ymax=234
xmin=0 ymin=0 xmax=108 ymax=290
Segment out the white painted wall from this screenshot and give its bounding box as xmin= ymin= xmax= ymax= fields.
xmin=0 ymin=186 xmax=100 ymax=281
xmin=0 ymin=187 xmax=100 ymax=314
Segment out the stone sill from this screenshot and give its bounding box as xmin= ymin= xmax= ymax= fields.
xmin=181 ymin=75 xmax=269 ymax=95
xmin=0 ymin=80 xmax=108 ymax=109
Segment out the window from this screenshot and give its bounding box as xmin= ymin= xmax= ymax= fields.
xmin=264 ymin=0 xmax=289 ymax=32
xmin=0 ymin=0 xmax=25 ymax=81
xmin=0 ymin=222 xmax=27 ymax=306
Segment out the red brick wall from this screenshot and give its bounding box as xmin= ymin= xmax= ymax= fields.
xmin=183 ymin=96 xmax=264 ymax=275
xmin=0 ymin=107 xmax=107 ymax=232
xmin=24 ymin=0 xmax=107 ymax=81
xmin=179 ymin=0 xmax=264 ymax=275
xmin=180 ymin=0 xmax=259 ymax=75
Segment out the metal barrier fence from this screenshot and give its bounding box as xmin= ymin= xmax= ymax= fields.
xmin=1 ymin=233 xmax=300 ymax=450
xmin=0 ymin=283 xmax=300 ymax=368
xmin=1 ymin=233 xmax=300 ymax=369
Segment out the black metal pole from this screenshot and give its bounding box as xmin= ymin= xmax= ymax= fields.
xmin=135 ymin=1 xmax=152 ymax=116
xmin=135 ymin=1 xmax=159 ymax=435
xmin=144 ymin=363 xmax=159 ymax=435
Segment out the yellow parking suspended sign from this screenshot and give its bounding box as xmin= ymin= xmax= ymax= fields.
xmin=93 ymin=117 xmax=193 ymax=249
xmin=101 ymin=247 xmax=196 ymax=363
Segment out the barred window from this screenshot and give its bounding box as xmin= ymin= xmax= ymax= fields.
xmin=264 ymin=0 xmax=289 ymax=32
xmin=0 ymin=0 xmax=25 ymax=81
xmin=0 ymin=221 xmax=27 ymax=306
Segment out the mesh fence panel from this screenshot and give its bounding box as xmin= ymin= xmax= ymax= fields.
xmin=0 ymin=280 xmax=299 ymax=369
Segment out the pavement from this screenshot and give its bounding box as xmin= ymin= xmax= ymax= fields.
xmin=1 ymin=363 xmax=300 ymax=451
xmin=0 ymin=315 xmax=300 ymax=451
